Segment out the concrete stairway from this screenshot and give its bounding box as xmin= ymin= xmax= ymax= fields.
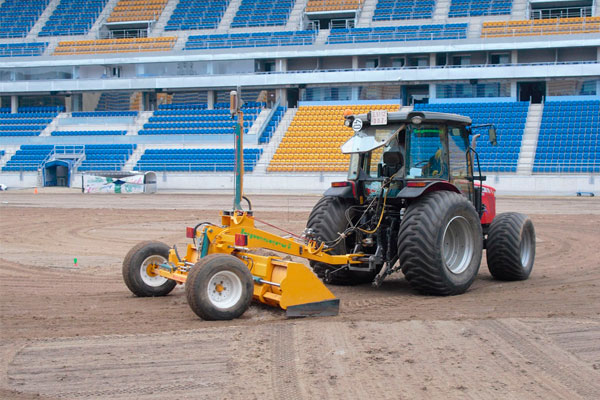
xmin=314 ymin=29 xmax=330 ymax=45
xmin=254 ymin=108 xmax=297 ymax=173
xmin=87 ymin=0 xmax=120 ymax=39
xmin=123 ymin=146 xmax=146 ymax=171
xmin=432 ymin=0 xmax=451 ymax=21
xmin=246 ymin=109 xmax=270 ymax=138
xmin=127 ymin=111 xmax=153 ymax=135
xmin=216 ymin=0 xmax=242 ymax=32
xmin=285 ymin=0 xmax=309 ymax=30
xmin=517 ymin=103 xmax=544 ymax=174
xmin=26 ymin=0 xmax=61 ymax=39
xmin=511 ymin=0 xmax=530 ymax=20
xmin=150 ymin=0 xmax=180 ymax=36
xmin=357 ymin=0 xmax=378 ymax=27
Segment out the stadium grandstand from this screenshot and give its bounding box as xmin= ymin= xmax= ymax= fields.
xmin=0 ymin=0 xmax=598 ymax=195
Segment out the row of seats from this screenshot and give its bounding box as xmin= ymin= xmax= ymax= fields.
xmin=231 ymin=0 xmax=294 ymax=28
xmin=78 ymin=144 xmax=136 ymax=171
xmin=482 ymin=17 xmax=600 ymax=37
xmin=166 ymin=0 xmax=230 ymax=31
xmin=51 ymin=130 xmax=127 ymax=136
xmin=107 ymin=0 xmax=168 ymax=23
xmin=327 ymin=24 xmax=468 ymax=43
xmin=135 ymin=148 xmax=263 ymax=172
xmin=95 ymin=92 xmax=134 ymax=111
xmin=449 ymin=0 xmax=512 ymax=18
xmin=306 ymin=0 xmax=363 ymax=12
xmin=185 ymin=31 xmax=316 ymax=50
xmin=53 ymin=37 xmax=177 ymax=55
xmin=2 ymin=144 xmax=55 ymax=171
xmin=374 ymin=0 xmax=435 ymax=21
xmin=268 ymin=104 xmax=400 ymax=172
xmin=73 ymin=111 xmax=138 ymax=117
xmin=39 ymin=0 xmax=107 ymax=37
xmin=0 ymin=42 xmax=47 ymax=57
xmin=0 ymin=0 xmax=49 ymax=38
xmin=0 ymin=108 xmax=59 ymax=137
xmin=534 ymin=100 xmax=599 ymax=173
xmin=415 ymin=101 xmax=530 ymax=172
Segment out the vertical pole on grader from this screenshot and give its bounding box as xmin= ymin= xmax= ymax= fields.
xmin=230 ymin=89 xmax=244 ymax=211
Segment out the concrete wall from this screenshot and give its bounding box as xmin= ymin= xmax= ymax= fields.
xmin=3 ymin=172 xmax=598 ymax=196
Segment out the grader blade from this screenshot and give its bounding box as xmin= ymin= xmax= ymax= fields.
xmin=278 ymin=261 xmax=339 ymax=317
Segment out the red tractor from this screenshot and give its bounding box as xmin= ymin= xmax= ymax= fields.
xmin=305 ymin=110 xmax=536 ymax=294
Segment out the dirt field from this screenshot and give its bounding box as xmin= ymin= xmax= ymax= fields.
xmin=1 ymin=190 xmax=599 ymax=399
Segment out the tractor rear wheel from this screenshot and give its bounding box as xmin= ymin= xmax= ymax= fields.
xmin=122 ymin=241 xmax=177 ymax=297
xmin=398 ymin=191 xmax=483 ymax=295
xmin=486 ymin=212 xmax=535 ymax=280
xmin=185 ymin=254 xmax=254 ymax=320
xmin=306 ymin=196 xmax=375 ymax=285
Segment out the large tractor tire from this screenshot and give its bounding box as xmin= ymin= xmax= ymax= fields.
xmin=122 ymin=241 xmax=177 ymax=297
xmin=486 ymin=212 xmax=535 ymax=281
xmin=306 ymin=196 xmax=375 ymax=285
xmin=398 ymin=191 xmax=483 ymax=295
xmin=185 ymin=254 xmax=254 ymax=320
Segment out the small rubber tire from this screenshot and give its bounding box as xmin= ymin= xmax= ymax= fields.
xmin=185 ymin=254 xmax=254 ymax=320
xmin=306 ymin=196 xmax=375 ymax=285
xmin=398 ymin=191 xmax=483 ymax=295
xmin=486 ymin=212 xmax=535 ymax=281
xmin=122 ymin=241 xmax=177 ymax=297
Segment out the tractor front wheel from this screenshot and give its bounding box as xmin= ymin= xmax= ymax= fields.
xmin=185 ymin=254 xmax=254 ymax=320
xmin=486 ymin=212 xmax=535 ymax=280
xmin=122 ymin=241 xmax=177 ymax=297
xmin=398 ymin=191 xmax=483 ymax=295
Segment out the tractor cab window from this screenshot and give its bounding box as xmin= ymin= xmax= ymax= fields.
xmin=406 ymin=124 xmax=449 ymax=180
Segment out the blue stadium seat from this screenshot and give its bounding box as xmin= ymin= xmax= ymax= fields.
xmin=327 ymin=24 xmax=468 ymax=44
xmin=231 ymin=0 xmax=293 ymax=28
xmin=166 ymin=0 xmax=230 ymax=31
xmin=533 ymin=100 xmax=600 ymax=174
xmin=39 ymin=0 xmax=108 ymax=37
xmin=135 ymin=148 xmax=263 ymax=172
xmin=0 ymin=0 xmax=50 ymax=38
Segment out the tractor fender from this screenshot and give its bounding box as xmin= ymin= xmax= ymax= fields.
xmin=323 ymin=185 xmax=355 ymax=199
xmin=396 ymin=181 xmax=461 ymax=199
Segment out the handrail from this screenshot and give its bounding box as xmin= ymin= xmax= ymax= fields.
xmin=255 ymin=99 xmax=281 ymax=141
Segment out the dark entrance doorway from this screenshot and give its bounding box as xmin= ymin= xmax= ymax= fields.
xmin=44 ymin=160 xmax=70 ymax=187
xmin=401 ymin=85 xmax=429 ymax=106
xmin=287 ymin=88 xmax=299 ymax=108
xmin=518 ymin=81 xmax=546 ymax=103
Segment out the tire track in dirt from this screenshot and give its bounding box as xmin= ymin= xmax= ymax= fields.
xmin=482 ymin=319 xmax=600 ymax=399
xmin=270 ymin=324 xmax=303 ymax=399
xmin=7 ymin=329 xmax=240 ymax=399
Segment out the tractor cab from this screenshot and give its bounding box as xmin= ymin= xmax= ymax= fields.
xmin=340 ymin=110 xmax=480 ymax=201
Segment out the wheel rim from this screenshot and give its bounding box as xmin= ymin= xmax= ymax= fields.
xmin=140 ymin=255 xmax=168 ymax=287
xmin=442 ymin=216 xmax=474 ymax=274
xmin=206 ymin=270 xmax=243 ymax=309
xmin=520 ymin=225 xmax=534 ymax=267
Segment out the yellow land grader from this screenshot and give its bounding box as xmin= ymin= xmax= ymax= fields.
xmin=123 ymin=92 xmax=536 ymax=320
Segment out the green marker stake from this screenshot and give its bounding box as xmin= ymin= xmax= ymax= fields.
xmin=74 ymin=257 xmax=78 ymax=267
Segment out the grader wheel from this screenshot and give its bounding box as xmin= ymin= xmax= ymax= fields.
xmin=185 ymin=254 xmax=254 ymax=320
xmin=122 ymin=241 xmax=177 ymax=297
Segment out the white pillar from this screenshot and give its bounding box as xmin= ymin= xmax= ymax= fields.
xmin=510 ymin=81 xmax=518 ymax=99
xmin=511 ymin=50 xmax=518 ymax=64
xmin=429 ymin=53 xmax=436 ymax=66
xmin=11 ymin=95 xmax=18 ymax=113
xmin=429 ymin=84 xmax=437 ymax=100
xmin=352 ymin=56 xmax=358 ymax=69
xmin=207 ymin=90 xmax=215 ymax=109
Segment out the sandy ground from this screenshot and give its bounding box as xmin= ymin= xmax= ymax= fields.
xmin=0 ymin=190 xmax=599 ymax=399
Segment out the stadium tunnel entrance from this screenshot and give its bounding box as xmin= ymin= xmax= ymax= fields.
xmin=518 ymin=81 xmax=546 ymax=103
xmin=43 ymin=160 xmax=71 ymax=187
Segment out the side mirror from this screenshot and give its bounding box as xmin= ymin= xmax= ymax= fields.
xmin=488 ymin=126 xmax=497 ymax=146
